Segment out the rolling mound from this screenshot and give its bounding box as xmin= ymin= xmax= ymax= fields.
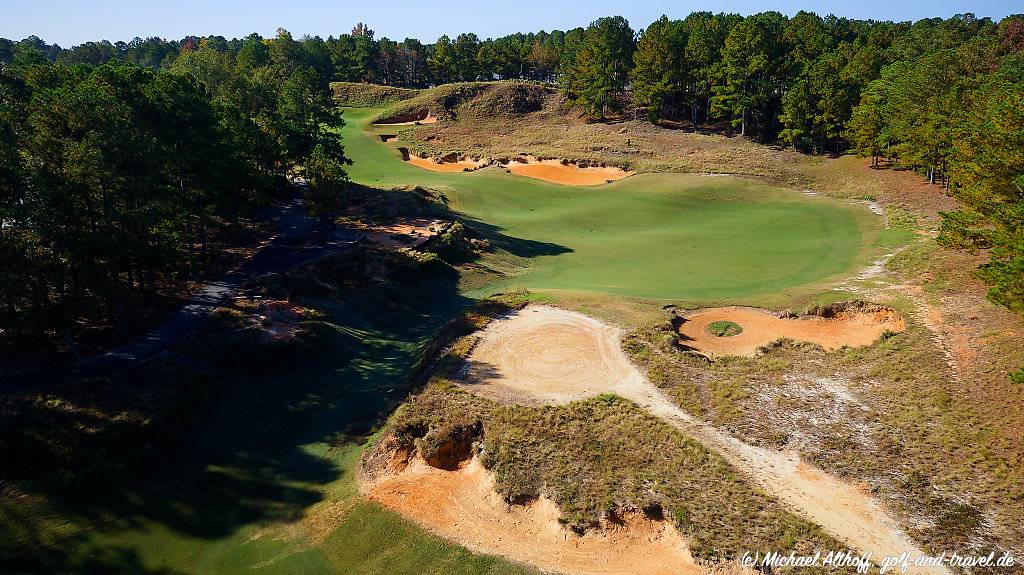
xmin=371 ymin=81 xmax=554 ymax=124
xmin=331 ymin=81 xmax=420 ymax=107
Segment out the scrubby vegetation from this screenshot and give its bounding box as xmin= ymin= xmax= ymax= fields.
xmin=367 ymin=298 xmax=851 ymax=566
xmin=624 ymin=311 xmax=1024 ymax=559
xmin=706 ymin=320 xmax=742 ymax=337
xmin=370 ymin=81 xmax=552 ymax=124
xmin=332 ymin=81 xmax=419 ymax=106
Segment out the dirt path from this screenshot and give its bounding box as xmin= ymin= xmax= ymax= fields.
xmin=67 ymin=187 xmax=362 ymax=380
xmin=459 ymin=305 xmax=951 ymax=575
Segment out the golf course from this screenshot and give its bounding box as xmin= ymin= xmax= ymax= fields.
xmin=0 ymin=99 xmax=896 ymax=575
xmin=4 ymin=9 xmax=1024 ymax=575
xmin=344 ymin=107 xmax=878 ymax=304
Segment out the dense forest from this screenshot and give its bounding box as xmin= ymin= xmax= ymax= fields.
xmin=1 ymin=10 xmax=1022 ymax=357
xmin=0 ymin=31 xmax=349 ymax=357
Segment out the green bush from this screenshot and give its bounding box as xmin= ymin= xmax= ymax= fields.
xmin=706 ymin=320 xmax=743 ymax=337
xmin=1011 ymin=367 xmax=1024 ymax=385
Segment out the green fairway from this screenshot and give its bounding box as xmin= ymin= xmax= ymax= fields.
xmin=342 ymin=108 xmax=876 ymax=305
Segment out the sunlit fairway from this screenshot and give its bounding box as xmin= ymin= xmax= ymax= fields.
xmin=343 ymin=108 xmax=876 ymax=305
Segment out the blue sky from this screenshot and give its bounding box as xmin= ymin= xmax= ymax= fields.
xmin=1 ymin=0 xmax=1018 ymax=46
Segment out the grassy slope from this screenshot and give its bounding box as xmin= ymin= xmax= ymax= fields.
xmin=343 ymin=107 xmax=881 ymax=309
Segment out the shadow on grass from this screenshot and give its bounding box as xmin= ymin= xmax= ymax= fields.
xmin=0 ymin=229 xmax=570 ymax=573
xmin=458 ymin=216 xmax=572 ymax=260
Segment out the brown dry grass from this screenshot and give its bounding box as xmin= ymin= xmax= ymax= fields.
xmin=626 ymin=310 xmax=1024 ymax=561
xmin=346 ymin=81 xmax=1024 ymax=565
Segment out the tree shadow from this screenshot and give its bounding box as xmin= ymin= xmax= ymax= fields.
xmin=0 ymin=179 xmax=574 ymax=573
xmin=457 ymin=359 xmax=502 ymax=385
xmin=457 ymin=216 xmax=572 ymax=260
xmin=0 ymin=251 xmax=476 ymax=573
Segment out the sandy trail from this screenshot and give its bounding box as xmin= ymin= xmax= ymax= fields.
xmin=502 ymin=156 xmax=633 ymax=186
xmin=367 ymin=456 xmax=703 ymax=575
xmin=678 ymin=306 xmax=905 ymax=357
xmin=460 ymin=305 xmax=950 ymax=575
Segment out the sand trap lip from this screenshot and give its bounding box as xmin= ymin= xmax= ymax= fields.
xmin=406 ymin=155 xmax=487 ymax=173
xmin=677 ymin=305 xmax=905 ymax=358
xmin=398 ymin=147 xmax=488 ymax=173
xmin=374 ymin=112 xmax=438 ymax=126
xmin=453 ymin=305 xmax=948 ymax=575
xmin=366 ymin=455 xmax=703 ymax=575
xmin=501 ymin=156 xmax=632 ymax=186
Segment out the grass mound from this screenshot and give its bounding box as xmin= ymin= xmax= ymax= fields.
xmin=706 ymin=320 xmax=742 ymax=337
xmin=332 ymin=81 xmax=420 ymax=107
xmin=373 ymin=81 xmax=553 ymax=124
xmin=372 ymin=383 xmax=847 ymax=564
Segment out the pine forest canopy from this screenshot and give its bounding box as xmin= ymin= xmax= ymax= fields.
xmin=1 ymin=10 xmax=1023 ymax=352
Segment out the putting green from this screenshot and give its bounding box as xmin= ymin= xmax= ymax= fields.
xmin=343 ymin=108 xmax=875 ymax=304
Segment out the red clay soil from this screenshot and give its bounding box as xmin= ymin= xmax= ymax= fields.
xmin=365 ymin=455 xmax=704 ymax=575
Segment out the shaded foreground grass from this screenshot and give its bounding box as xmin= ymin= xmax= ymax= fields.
xmin=0 ymin=255 xmax=536 ymax=574
xmin=342 ymin=107 xmax=879 ymax=307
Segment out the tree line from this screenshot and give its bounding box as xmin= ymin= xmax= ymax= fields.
xmin=1 ymin=10 xmax=1022 ymax=338
xmin=0 ymin=31 xmax=349 ymax=357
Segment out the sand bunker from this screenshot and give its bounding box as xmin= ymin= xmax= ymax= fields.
xmin=502 ymin=156 xmax=632 ymax=186
xmin=461 ymin=305 xmax=642 ymax=405
xmin=398 ymin=148 xmax=488 ymax=173
xmin=366 ymin=455 xmax=702 ymax=575
xmin=451 ymin=305 xmax=947 ymax=575
xmin=379 ymin=134 xmax=397 ymax=142
xmin=375 ymin=112 xmax=437 ymax=126
xmin=677 ymin=305 xmax=905 ymax=358
xmin=406 ymin=155 xmax=487 ymax=173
